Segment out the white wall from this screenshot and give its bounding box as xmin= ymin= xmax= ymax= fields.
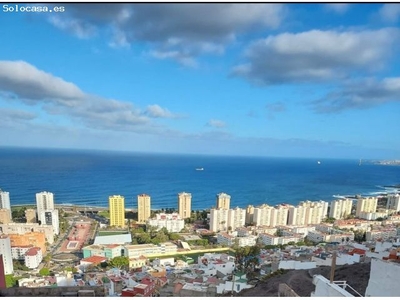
xmin=311 ymin=275 xmax=354 ymax=297
xmin=278 ymin=260 xmax=316 ymax=270
xmin=365 ymin=259 xmax=400 ymax=297
xmin=312 ymin=254 xmax=360 ymax=266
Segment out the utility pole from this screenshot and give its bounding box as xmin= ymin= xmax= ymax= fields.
xmin=330 ymin=250 xmax=337 ymax=283
xmin=231 ymin=270 xmax=236 ymax=297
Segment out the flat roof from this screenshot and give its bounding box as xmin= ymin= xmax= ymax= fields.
xmin=94 ymin=233 xmax=132 ymax=245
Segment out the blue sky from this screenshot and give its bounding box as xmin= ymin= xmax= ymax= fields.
xmin=0 ymin=2 xmax=400 ymax=159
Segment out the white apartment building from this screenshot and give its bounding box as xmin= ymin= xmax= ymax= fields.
xmin=287 ymin=225 xmax=316 ymax=237
xmin=209 ymin=208 xmax=229 ymax=232
xmin=237 ymin=235 xmax=257 ymax=247
xmin=36 ymin=191 xmax=55 ymax=218
xmin=216 ymin=232 xmax=235 ymax=246
xmin=366 ymin=228 xmax=397 ymax=241
xmin=359 ymin=210 xmax=389 ymax=221
xmin=298 ymin=200 xmax=329 ymax=225
xmin=0 ymin=189 xmax=11 ymax=219
xmin=245 ymin=205 xmax=255 ymax=224
xmin=387 ymin=194 xmax=400 ymax=212
xmin=124 ymin=242 xmax=177 ymax=259
xmin=178 ymin=192 xmax=192 ymax=219
xmin=259 ymin=233 xmax=279 ymax=246
xmin=24 ymin=247 xmax=42 ymax=269
xmin=0 ymin=234 xmax=13 ymax=275
xmin=147 ymin=213 xmax=184 ymax=233
xmin=329 ymin=198 xmax=353 ymax=219
xmin=253 ymin=204 xmax=275 ymax=227
xmin=39 ymin=209 xmax=59 ymax=235
xmin=356 ymin=197 xmax=378 ymax=217
xmin=210 ymin=207 xmax=246 ymax=232
xmin=216 ymin=193 xmax=230 ymax=210
xmin=227 ymin=207 xmax=246 ymax=230
xmin=307 ymin=230 xmax=354 ymax=243
xmin=11 ymin=245 xmax=31 ymax=260
xmin=274 ymin=205 xmax=289 ymax=226
xmin=288 ymin=205 xmax=308 ymax=226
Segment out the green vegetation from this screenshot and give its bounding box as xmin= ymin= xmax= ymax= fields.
xmin=109 ymin=256 xmax=129 ymax=269
xmin=39 ymin=267 xmax=50 ymax=276
xmin=323 ymin=217 xmax=336 ymax=224
xmin=5 ymin=274 xmax=21 ymax=288
xmin=260 ymin=269 xmax=288 ymax=282
xmin=98 ymin=231 xmax=129 ymax=236
xmin=59 ymin=210 xmax=69 ymax=234
xmin=11 ymin=206 xmax=27 ymax=222
xmin=187 ymin=239 xmax=209 ymax=247
xmin=13 ymin=259 xmax=30 ymax=271
xmin=98 ymin=210 xmax=110 ymax=218
xmin=353 ymin=229 xmax=366 ymax=243
xmin=131 ymin=226 xmax=178 ymax=245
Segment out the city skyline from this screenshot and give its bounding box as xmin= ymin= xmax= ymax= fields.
xmin=1 ymin=3 xmax=400 ymax=159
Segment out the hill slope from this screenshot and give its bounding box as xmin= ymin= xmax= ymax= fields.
xmin=238 ymin=262 xmax=371 ymax=297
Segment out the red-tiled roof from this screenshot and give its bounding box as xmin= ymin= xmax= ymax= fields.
xmin=81 ymin=256 xmax=107 ymax=264
xmin=25 ymin=247 xmax=41 ymax=256
xmin=348 ymin=248 xmax=366 ymax=255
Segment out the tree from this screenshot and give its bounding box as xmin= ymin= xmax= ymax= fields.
xmin=5 ymin=274 xmax=19 ymax=288
xmin=109 ymin=256 xmax=129 ymax=269
xmin=13 ymin=259 xmax=30 ymax=271
xmin=169 ymin=233 xmax=181 ymax=241
xmin=39 ymin=267 xmax=50 ymax=276
xmin=44 ymin=254 xmax=52 ymax=263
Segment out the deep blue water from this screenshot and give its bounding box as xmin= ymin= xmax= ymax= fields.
xmin=0 ymin=147 xmax=399 ymax=210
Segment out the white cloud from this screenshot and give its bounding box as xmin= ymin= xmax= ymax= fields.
xmin=150 ymin=50 xmax=198 ymax=68
xmin=145 ymin=104 xmax=180 ymax=118
xmin=325 ymin=4 xmax=350 ymax=14
xmin=0 ymin=60 xmax=85 ymax=106
xmin=49 ymin=16 xmax=96 ymax=39
xmin=206 ymin=119 xmax=226 ymax=128
xmin=0 ymin=60 xmax=182 ymax=133
xmin=0 ymin=108 xmax=37 ymax=121
xmin=379 ymin=4 xmax=400 ymax=23
xmin=233 ymin=28 xmax=398 ymax=85
xmin=312 ymin=77 xmax=400 ymax=113
xmin=49 ymin=4 xmax=285 ymax=66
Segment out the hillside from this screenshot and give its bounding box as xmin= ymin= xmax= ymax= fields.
xmin=238 ymin=262 xmax=371 ymax=297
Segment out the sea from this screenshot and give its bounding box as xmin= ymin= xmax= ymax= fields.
xmin=0 ymin=147 xmax=400 ymax=211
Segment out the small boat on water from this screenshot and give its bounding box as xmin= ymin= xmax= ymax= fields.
xmin=317 ymin=161 xmax=321 ymax=165
xmin=196 ymin=167 xmax=204 ymax=171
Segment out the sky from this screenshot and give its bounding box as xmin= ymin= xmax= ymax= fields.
xmin=0 ymin=2 xmax=400 ymax=159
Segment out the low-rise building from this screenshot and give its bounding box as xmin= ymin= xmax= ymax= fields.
xmin=129 ymin=255 xmax=147 ymax=269
xmin=11 ymin=245 xmax=32 ymax=260
xmin=8 ymin=232 xmax=46 ymax=255
xmin=366 ymin=228 xmax=397 ymax=241
xmin=124 ymin=243 xmax=177 ymax=259
xmin=216 ymin=232 xmax=235 ymax=246
xmin=0 ymin=223 xmax=54 ymax=244
xmin=82 ymin=244 xmax=124 ymax=259
xmin=80 ymin=256 xmax=107 ymax=271
xmin=147 ymin=213 xmax=184 ymax=233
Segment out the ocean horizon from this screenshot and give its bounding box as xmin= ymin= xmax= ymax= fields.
xmin=1 ymin=146 xmax=400 ymax=211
